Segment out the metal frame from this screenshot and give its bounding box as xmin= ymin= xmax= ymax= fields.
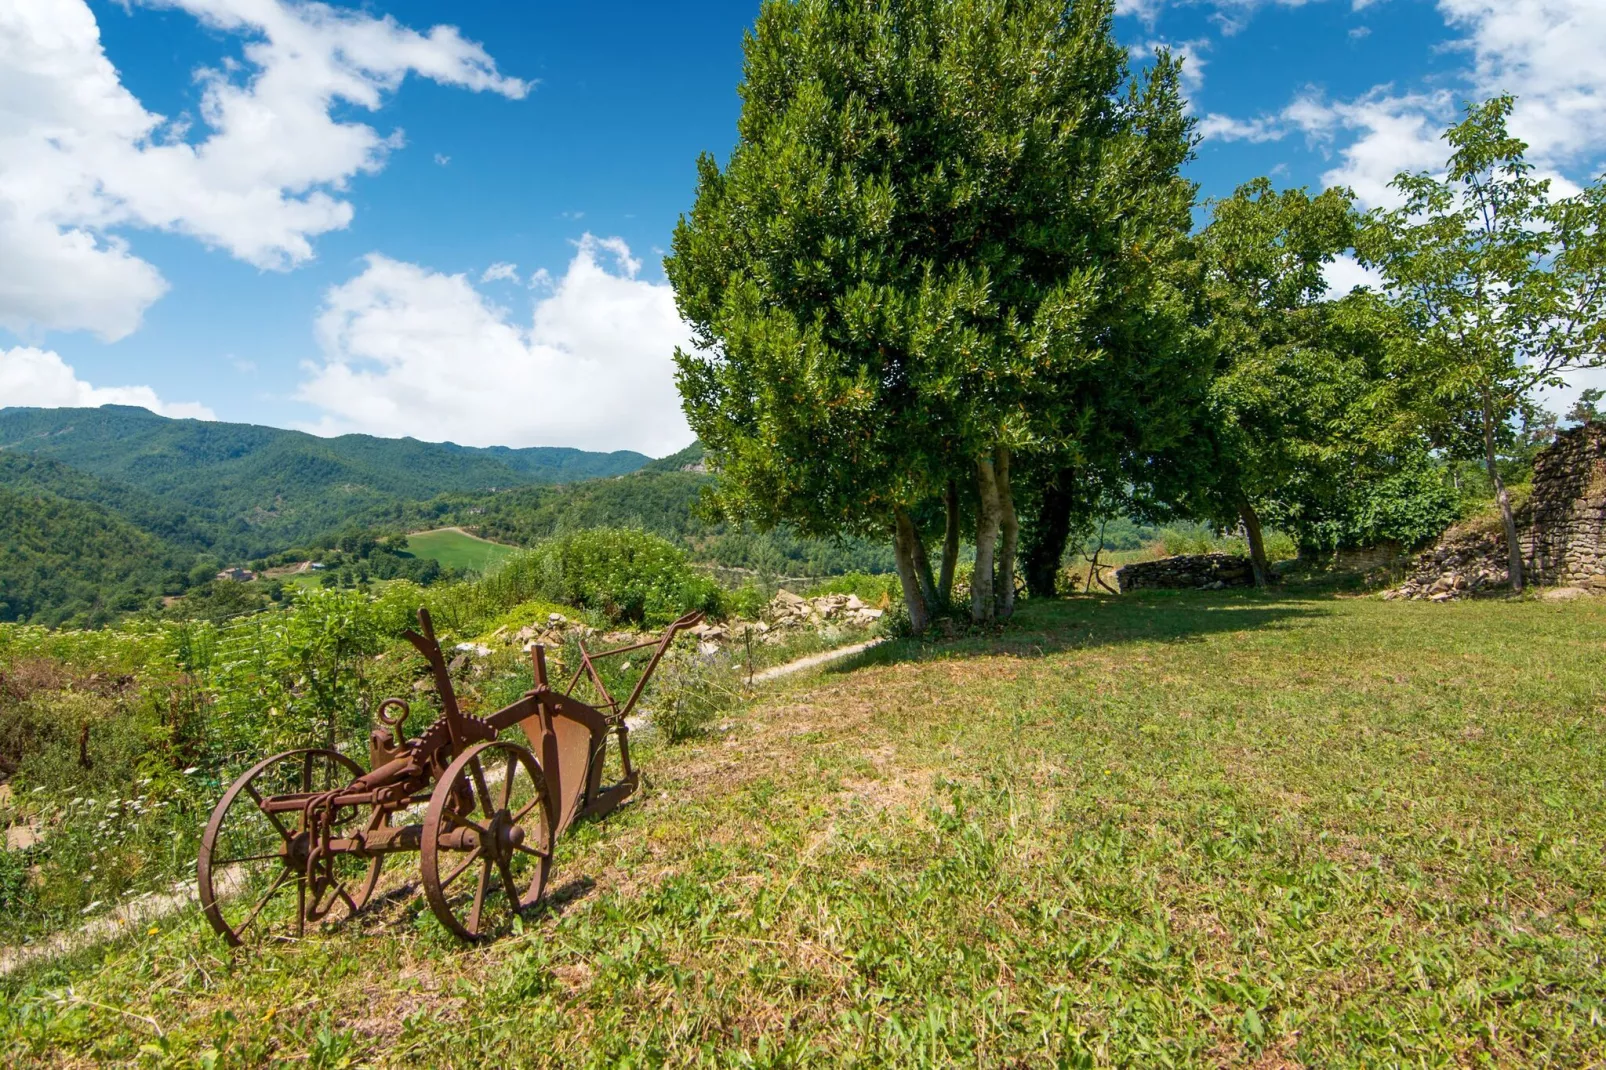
xmin=198 ymin=606 xmax=703 ymax=944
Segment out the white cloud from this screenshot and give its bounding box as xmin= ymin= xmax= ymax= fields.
xmin=296 ymin=236 xmax=692 ymax=455
xmin=1289 ymin=90 xmax=1451 ymax=207
xmin=480 ymin=262 xmax=519 ymax=284
xmin=1322 ymin=253 xmax=1385 ymax=296
xmin=1196 ymin=0 xmax=1606 ymax=208
xmin=1438 ymin=0 xmax=1606 ymax=170
xmin=1197 ymin=112 xmax=1287 ymax=143
xmin=0 ymin=0 xmax=527 ymax=340
xmin=433 ymin=153 xmax=450 ymax=166
xmin=0 ymin=345 xmax=215 ymax=419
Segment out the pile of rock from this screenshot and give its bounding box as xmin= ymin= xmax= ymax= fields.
xmin=1115 ymin=553 xmax=1254 ymax=592
xmin=1384 ymin=530 xmax=1510 ymax=601
xmin=1386 ymin=423 xmax=1606 ymax=601
xmin=500 ymin=612 xmax=592 ymax=653
xmin=766 ymin=589 xmax=886 ymax=630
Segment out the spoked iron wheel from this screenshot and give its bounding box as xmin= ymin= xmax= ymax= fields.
xmin=421 ymin=741 xmax=555 ymax=941
xmin=198 ymin=748 xmax=383 ymax=946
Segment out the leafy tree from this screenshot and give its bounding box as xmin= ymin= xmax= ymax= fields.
xmin=1193 ymin=180 xmax=1362 ymax=583
xmin=1359 ymin=96 xmax=1606 ymax=590
xmin=667 ymin=0 xmax=1196 ymax=630
xmin=1566 ymin=387 xmax=1603 ymax=426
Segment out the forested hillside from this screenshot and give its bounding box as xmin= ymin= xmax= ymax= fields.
xmin=0 ymin=482 xmax=188 ymax=626
xmin=0 ymin=406 xmax=653 ymax=556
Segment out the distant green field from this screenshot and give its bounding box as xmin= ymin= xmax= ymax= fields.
xmin=405 ymin=527 xmax=519 ymax=573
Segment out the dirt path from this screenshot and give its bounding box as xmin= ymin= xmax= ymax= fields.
xmin=750 ymin=638 xmax=885 ymax=683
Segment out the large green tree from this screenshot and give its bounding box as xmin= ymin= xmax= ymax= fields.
xmin=666 ymin=0 xmax=1196 ymax=630
xmin=1359 ymin=96 xmax=1606 ymax=590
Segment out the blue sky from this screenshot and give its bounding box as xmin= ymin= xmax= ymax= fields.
xmin=2 ymin=0 xmax=1603 ymax=455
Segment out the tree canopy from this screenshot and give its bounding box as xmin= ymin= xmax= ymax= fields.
xmin=667 ymin=0 xmax=1200 ymax=631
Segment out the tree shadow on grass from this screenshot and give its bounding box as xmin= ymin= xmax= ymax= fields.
xmin=823 ymin=588 xmax=1340 ymax=675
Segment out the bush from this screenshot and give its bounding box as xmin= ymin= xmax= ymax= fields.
xmin=805 ymin=572 xmax=900 ymax=606
xmin=482 ymin=528 xmax=723 ymax=627
xmin=720 ymin=583 xmax=771 ymax=620
xmin=648 ymin=654 xmax=743 ymax=743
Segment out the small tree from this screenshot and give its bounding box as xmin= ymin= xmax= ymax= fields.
xmin=1359 ymin=97 xmax=1606 ymax=590
xmin=1566 ymin=387 xmax=1603 ymax=426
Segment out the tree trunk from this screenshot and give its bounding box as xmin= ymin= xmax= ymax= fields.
xmin=995 ymin=445 xmax=1019 ymax=619
xmin=1236 ymin=492 xmax=1271 ymax=588
xmin=1483 ymin=395 xmax=1525 ymax=592
xmin=901 ymin=505 xmax=940 ymax=610
xmin=972 ymin=455 xmax=1002 ymax=624
xmin=938 ymin=478 xmax=960 ymax=604
xmin=1022 ymin=465 xmax=1076 ymax=599
xmin=892 ymin=510 xmax=931 ymax=635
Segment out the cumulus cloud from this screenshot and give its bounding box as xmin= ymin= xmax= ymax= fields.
xmin=296 ymin=236 xmax=692 ymax=455
xmin=1322 ymin=253 xmax=1385 ymax=297
xmin=1195 ymin=0 xmax=1606 ymax=207
xmin=479 ymin=262 xmax=519 ymax=284
xmin=0 ymin=0 xmax=527 ymax=340
xmin=1197 ymin=113 xmax=1287 ymax=143
xmin=0 ymin=345 xmax=215 ymax=419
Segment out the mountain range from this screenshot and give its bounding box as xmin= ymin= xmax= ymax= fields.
xmin=0 ymin=406 xmax=659 ymax=624
xmin=0 ymin=406 xmax=652 ymax=556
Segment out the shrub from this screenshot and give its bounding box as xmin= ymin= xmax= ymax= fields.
xmin=720 ymin=583 xmax=771 ymax=621
xmin=483 ymin=528 xmax=723 ymax=627
xmin=648 ymin=654 xmax=743 ymax=743
xmin=805 ymin=572 xmax=900 ymax=606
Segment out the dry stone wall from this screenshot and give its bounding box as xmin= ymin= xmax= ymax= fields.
xmin=1389 ymin=422 xmax=1606 ymax=600
xmin=1116 ymin=553 xmax=1254 ymax=592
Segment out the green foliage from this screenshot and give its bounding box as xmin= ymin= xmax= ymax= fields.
xmin=648 ymin=656 xmax=742 ymax=743
xmin=1268 ymin=452 xmax=1463 ymax=552
xmin=1188 ymin=180 xmax=1444 ymax=563
xmin=0 ymin=478 xmax=191 ymax=627
xmin=1360 ymin=97 xmax=1606 ymax=462
xmin=667 ymin=0 xmax=1201 ymax=626
xmin=1358 ymin=97 xmax=1606 ymax=585
xmin=470 ymin=468 xmax=896 ymax=577
xmin=0 ymin=405 xmax=649 ymax=559
xmin=806 ymin=572 xmax=901 ymax=606
xmin=481 ymin=529 xmax=723 ymax=627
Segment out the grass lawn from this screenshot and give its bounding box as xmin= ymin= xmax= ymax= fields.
xmin=5 ymin=590 xmax=1605 ymax=1066
xmin=405 ymin=527 xmax=519 ymax=574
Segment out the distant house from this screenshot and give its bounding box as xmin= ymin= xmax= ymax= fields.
xmin=216 ymin=567 xmax=256 ymax=582
xmin=309 ymin=562 xmax=326 ymax=570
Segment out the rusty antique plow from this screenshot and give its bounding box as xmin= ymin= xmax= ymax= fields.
xmin=197 ymin=607 xmax=701 ymax=943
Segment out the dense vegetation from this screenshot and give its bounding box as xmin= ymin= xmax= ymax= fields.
xmin=0 ymin=525 xmax=849 ymax=945
xmin=0 ymin=406 xmax=650 ymax=558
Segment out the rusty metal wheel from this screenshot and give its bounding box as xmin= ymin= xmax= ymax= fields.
xmin=197 ymin=748 xmax=381 ymax=946
xmin=421 ymin=741 xmax=555 ymax=941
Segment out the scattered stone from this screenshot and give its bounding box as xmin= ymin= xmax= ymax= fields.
xmin=1116 ymin=553 xmax=1254 ymax=592
xmin=1387 ymin=423 xmax=1606 ymax=601
xmin=5 ymin=825 xmax=40 ymax=852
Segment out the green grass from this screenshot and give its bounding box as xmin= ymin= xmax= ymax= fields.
xmin=405 ymin=527 xmax=519 ymax=574
xmin=5 ymin=591 xmax=1606 ymax=1065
